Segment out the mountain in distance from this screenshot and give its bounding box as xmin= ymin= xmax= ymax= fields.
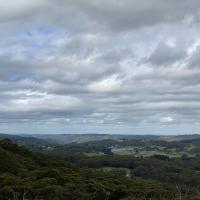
xmin=31 ymin=133 xmax=200 ymax=145
xmin=0 ymin=133 xmax=159 ymax=147
xmin=1 ymin=133 xmax=200 ymax=146
xmin=30 ymin=134 xmax=162 ymax=145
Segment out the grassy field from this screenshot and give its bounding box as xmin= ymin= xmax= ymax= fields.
xmin=85 ymin=152 xmax=105 ymax=157
xmin=111 ymin=145 xmax=195 ymax=158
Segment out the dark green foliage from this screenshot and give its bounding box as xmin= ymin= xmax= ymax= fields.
xmin=1 ymin=138 xmax=200 ymax=200
xmin=0 ymin=139 xmax=180 ymax=200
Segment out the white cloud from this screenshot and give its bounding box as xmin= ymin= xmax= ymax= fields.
xmin=160 ymin=116 xmax=174 ymax=123
xmin=0 ymin=94 xmax=82 ymax=112
xmin=87 ymin=76 xmax=122 ymax=93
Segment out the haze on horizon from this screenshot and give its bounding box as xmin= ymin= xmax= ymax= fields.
xmin=0 ymin=0 xmax=200 ymax=135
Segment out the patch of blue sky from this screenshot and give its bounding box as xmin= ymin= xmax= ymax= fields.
xmin=10 ymin=26 xmax=66 ymax=57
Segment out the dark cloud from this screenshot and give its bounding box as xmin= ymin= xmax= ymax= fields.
xmin=50 ymin=0 xmax=200 ymax=31
xmin=1 ymin=0 xmax=200 ymax=31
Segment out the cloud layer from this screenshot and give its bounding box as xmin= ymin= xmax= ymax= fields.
xmin=1 ymin=0 xmax=200 ymax=134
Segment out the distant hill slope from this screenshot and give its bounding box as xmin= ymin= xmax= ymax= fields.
xmin=31 ymin=134 xmax=162 ymax=145
xmin=1 ymin=133 xmax=200 ymax=146
xmin=0 ymin=133 xmax=50 ymax=148
xmin=32 ymin=133 xmax=200 ymax=145
xmin=0 ymin=139 xmax=178 ymax=200
xmin=160 ymin=134 xmax=200 ymax=141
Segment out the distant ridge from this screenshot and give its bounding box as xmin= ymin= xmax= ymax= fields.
xmin=0 ymin=133 xmax=50 ymax=147
xmin=1 ymin=133 xmax=200 ymax=146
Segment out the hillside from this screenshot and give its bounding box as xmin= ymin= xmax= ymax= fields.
xmin=0 ymin=133 xmax=50 ymax=149
xmin=1 ymin=139 xmax=200 ymax=199
xmin=0 ymin=139 xmax=181 ymax=200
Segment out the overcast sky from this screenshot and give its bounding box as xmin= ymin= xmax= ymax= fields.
xmin=1 ymin=0 xmax=200 ymax=135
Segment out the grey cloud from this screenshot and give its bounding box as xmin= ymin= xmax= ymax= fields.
xmin=96 ymin=48 xmax=133 ymax=64
xmin=0 ymin=0 xmax=47 ymax=22
xmin=146 ymin=42 xmax=187 ymax=66
xmin=188 ymin=46 xmax=200 ymax=68
xmin=0 ymin=0 xmax=200 ymax=131
xmin=1 ymin=0 xmax=200 ymax=31
xmin=52 ymin=0 xmax=200 ymax=31
xmin=0 ymin=59 xmax=33 ymax=81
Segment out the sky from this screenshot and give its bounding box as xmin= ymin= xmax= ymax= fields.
xmin=1 ymin=0 xmax=200 ymax=135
